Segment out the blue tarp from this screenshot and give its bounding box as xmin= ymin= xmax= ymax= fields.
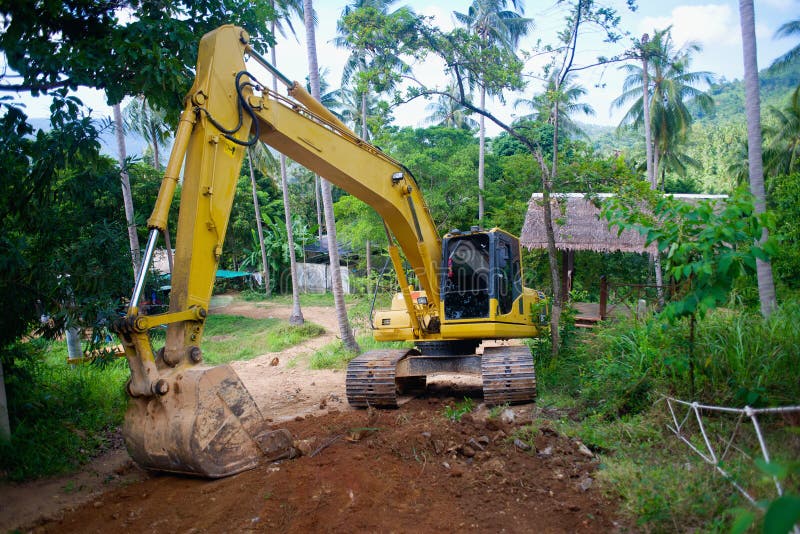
xmin=215 ymin=270 xmax=250 ymax=279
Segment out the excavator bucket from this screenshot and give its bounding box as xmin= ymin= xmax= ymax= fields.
xmin=122 ymin=363 xmax=294 ymax=478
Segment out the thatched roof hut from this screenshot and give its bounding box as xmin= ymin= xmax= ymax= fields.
xmin=520 ymin=193 xmax=728 ymax=254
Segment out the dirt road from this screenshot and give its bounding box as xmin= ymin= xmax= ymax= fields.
xmin=1 ymin=299 xmax=620 ymax=533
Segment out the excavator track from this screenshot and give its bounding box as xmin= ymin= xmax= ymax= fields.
xmin=346 ymin=349 xmax=416 ymax=408
xmin=481 ymin=346 xmax=537 ymax=406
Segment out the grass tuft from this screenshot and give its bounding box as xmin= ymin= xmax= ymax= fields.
xmin=309 ymin=336 xmax=411 ymax=370
xmin=202 ymin=314 xmax=324 ymax=364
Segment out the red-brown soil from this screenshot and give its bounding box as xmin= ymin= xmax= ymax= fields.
xmin=1 ymin=299 xmax=621 ymax=533
xmin=30 ymin=394 xmax=618 ymax=533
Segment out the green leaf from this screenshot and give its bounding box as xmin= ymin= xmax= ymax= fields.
xmin=764 ymin=495 xmax=800 ymax=534
xmin=729 ymin=508 xmax=756 ymax=534
xmin=756 ymin=459 xmax=790 ymax=480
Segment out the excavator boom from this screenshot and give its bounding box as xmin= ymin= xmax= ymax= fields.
xmin=116 ymin=25 xmax=544 ymax=477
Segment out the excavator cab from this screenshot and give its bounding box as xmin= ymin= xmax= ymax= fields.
xmin=441 ymin=229 xmax=523 ymax=321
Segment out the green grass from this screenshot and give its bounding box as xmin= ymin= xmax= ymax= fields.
xmin=0 ymin=312 xmax=325 ymax=481
xmin=235 ymin=290 xmax=392 ymax=333
xmin=531 ymin=297 xmax=800 ymax=532
xmin=443 ymin=397 xmax=475 ymax=422
xmin=202 ymin=314 xmax=324 ymax=364
xmin=308 ymin=335 xmax=411 ymax=370
xmin=0 ymin=339 xmax=128 ymax=481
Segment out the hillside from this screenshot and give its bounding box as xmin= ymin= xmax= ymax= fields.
xmin=585 ymin=58 xmax=800 ymax=192
xmin=28 ymin=117 xmax=153 ymax=161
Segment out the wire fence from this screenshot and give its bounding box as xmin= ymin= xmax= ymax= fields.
xmin=661 ymin=395 xmax=800 ymax=529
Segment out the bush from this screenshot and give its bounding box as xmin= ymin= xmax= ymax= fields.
xmin=536 ymin=300 xmax=800 ymax=532
xmin=0 ymin=339 xmax=128 ymax=480
xmin=559 ymin=299 xmax=800 ymax=419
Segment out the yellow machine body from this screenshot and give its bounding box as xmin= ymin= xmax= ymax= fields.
xmin=116 ymin=25 xmax=544 ymax=478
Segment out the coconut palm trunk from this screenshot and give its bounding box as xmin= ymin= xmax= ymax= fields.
xmin=641 ymin=34 xmax=655 ymax=189
xmin=305 ymin=0 xmax=359 ymax=351
xmin=361 ymin=91 xmax=369 ymax=141
xmin=478 ymin=87 xmax=486 ymax=222
xmin=643 ymin=40 xmax=665 ymax=306
xmin=0 ymin=359 xmax=9 ymax=440
xmin=247 ymin=150 xmax=271 ymax=296
xmin=113 ymin=103 xmax=141 ymax=277
xmin=739 ymin=0 xmax=777 ymax=317
xmin=271 ymin=18 xmax=304 ymax=324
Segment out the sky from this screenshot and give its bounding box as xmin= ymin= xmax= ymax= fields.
xmin=10 ymin=0 xmax=800 ymax=134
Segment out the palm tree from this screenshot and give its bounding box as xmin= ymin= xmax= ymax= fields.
xmin=639 ymin=32 xmax=655 ymax=189
xmin=739 ymin=0 xmax=777 ymax=317
xmin=113 ymin=103 xmax=141 ymax=278
xmin=614 ymin=28 xmax=713 ymax=306
xmin=764 ymin=86 xmax=800 ymax=176
xmin=271 ymin=0 xmax=305 ymax=324
xmin=335 ymin=0 xmax=408 ymax=143
xmin=771 ymin=17 xmax=800 ymax=71
xmin=123 ymin=96 xmax=170 ymax=170
xmin=454 ymin=0 xmax=533 ymax=222
xmin=424 ymin=83 xmax=479 ymax=130
xmin=514 ymin=72 xmax=594 ymax=138
xmin=303 ymin=68 xmax=341 ymax=240
xmin=246 ymin=148 xmax=271 ymax=296
xmin=335 ymin=84 xmax=384 ymax=138
xmin=613 ymin=28 xmax=714 ymax=184
xmin=305 ymin=0 xmax=360 ymax=351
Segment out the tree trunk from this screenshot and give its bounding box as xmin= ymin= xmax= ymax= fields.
xmin=305 ymin=0 xmax=358 ymax=350
xmin=303 ymin=1 xmax=324 ymax=242
xmin=66 ymin=327 xmax=83 ymax=364
xmin=315 ymin=176 xmax=324 ymax=240
xmin=0 ymin=358 xmax=11 ymax=441
xmin=739 ymin=0 xmax=777 ymax=317
xmin=546 ymin=97 xmax=563 ymax=357
xmin=152 ymin=132 xmax=160 ymax=171
xmin=478 ymin=86 xmax=486 ymax=222
xmin=281 ymin=154 xmax=305 ymax=324
xmin=365 ymin=240 xmax=372 ymax=273
xmin=641 ymin=34 xmax=655 ymax=189
xmin=114 ymin=103 xmax=141 ymax=277
xmin=642 ymin=48 xmax=664 ymax=308
xmin=361 ymin=91 xmax=369 ymax=142
xmin=247 ymin=150 xmax=271 ymax=296
xmin=271 ymin=25 xmax=304 ymax=324
xmin=542 ymin=189 xmax=562 ymax=355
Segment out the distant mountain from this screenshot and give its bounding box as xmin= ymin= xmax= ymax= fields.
xmin=584 ymin=57 xmax=800 ymax=184
xmin=28 ymin=117 xmax=153 ymax=160
xmin=694 ymin=58 xmax=800 ymax=125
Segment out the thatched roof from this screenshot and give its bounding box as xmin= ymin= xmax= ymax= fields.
xmin=520 ymin=193 xmax=728 ymax=254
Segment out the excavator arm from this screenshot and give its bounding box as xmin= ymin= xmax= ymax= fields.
xmin=116 ymin=25 xmax=543 ymax=477
xmin=114 ymin=25 xmax=446 ymax=478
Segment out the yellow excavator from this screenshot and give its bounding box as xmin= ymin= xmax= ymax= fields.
xmin=114 ymin=25 xmax=546 ymax=478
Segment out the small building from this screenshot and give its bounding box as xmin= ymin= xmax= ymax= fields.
xmin=522 ymin=192 xmax=728 ymax=253
xmin=520 ymin=192 xmax=727 ymax=321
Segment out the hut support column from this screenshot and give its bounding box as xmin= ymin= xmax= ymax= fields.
xmin=560 ymin=250 xmax=574 ymax=301
xmin=599 ymin=275 xmax=608 ymax=320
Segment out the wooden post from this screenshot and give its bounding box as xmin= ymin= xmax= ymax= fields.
xmin=599 ymin=275 xmax=608 ymax=320
xmin=0 ymin=358 xmax=10 ymax=441
xmin=560 ymin=250 xmax=569 ymax=302
xmin=566 ymin=250 xmax=574 ymax=296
